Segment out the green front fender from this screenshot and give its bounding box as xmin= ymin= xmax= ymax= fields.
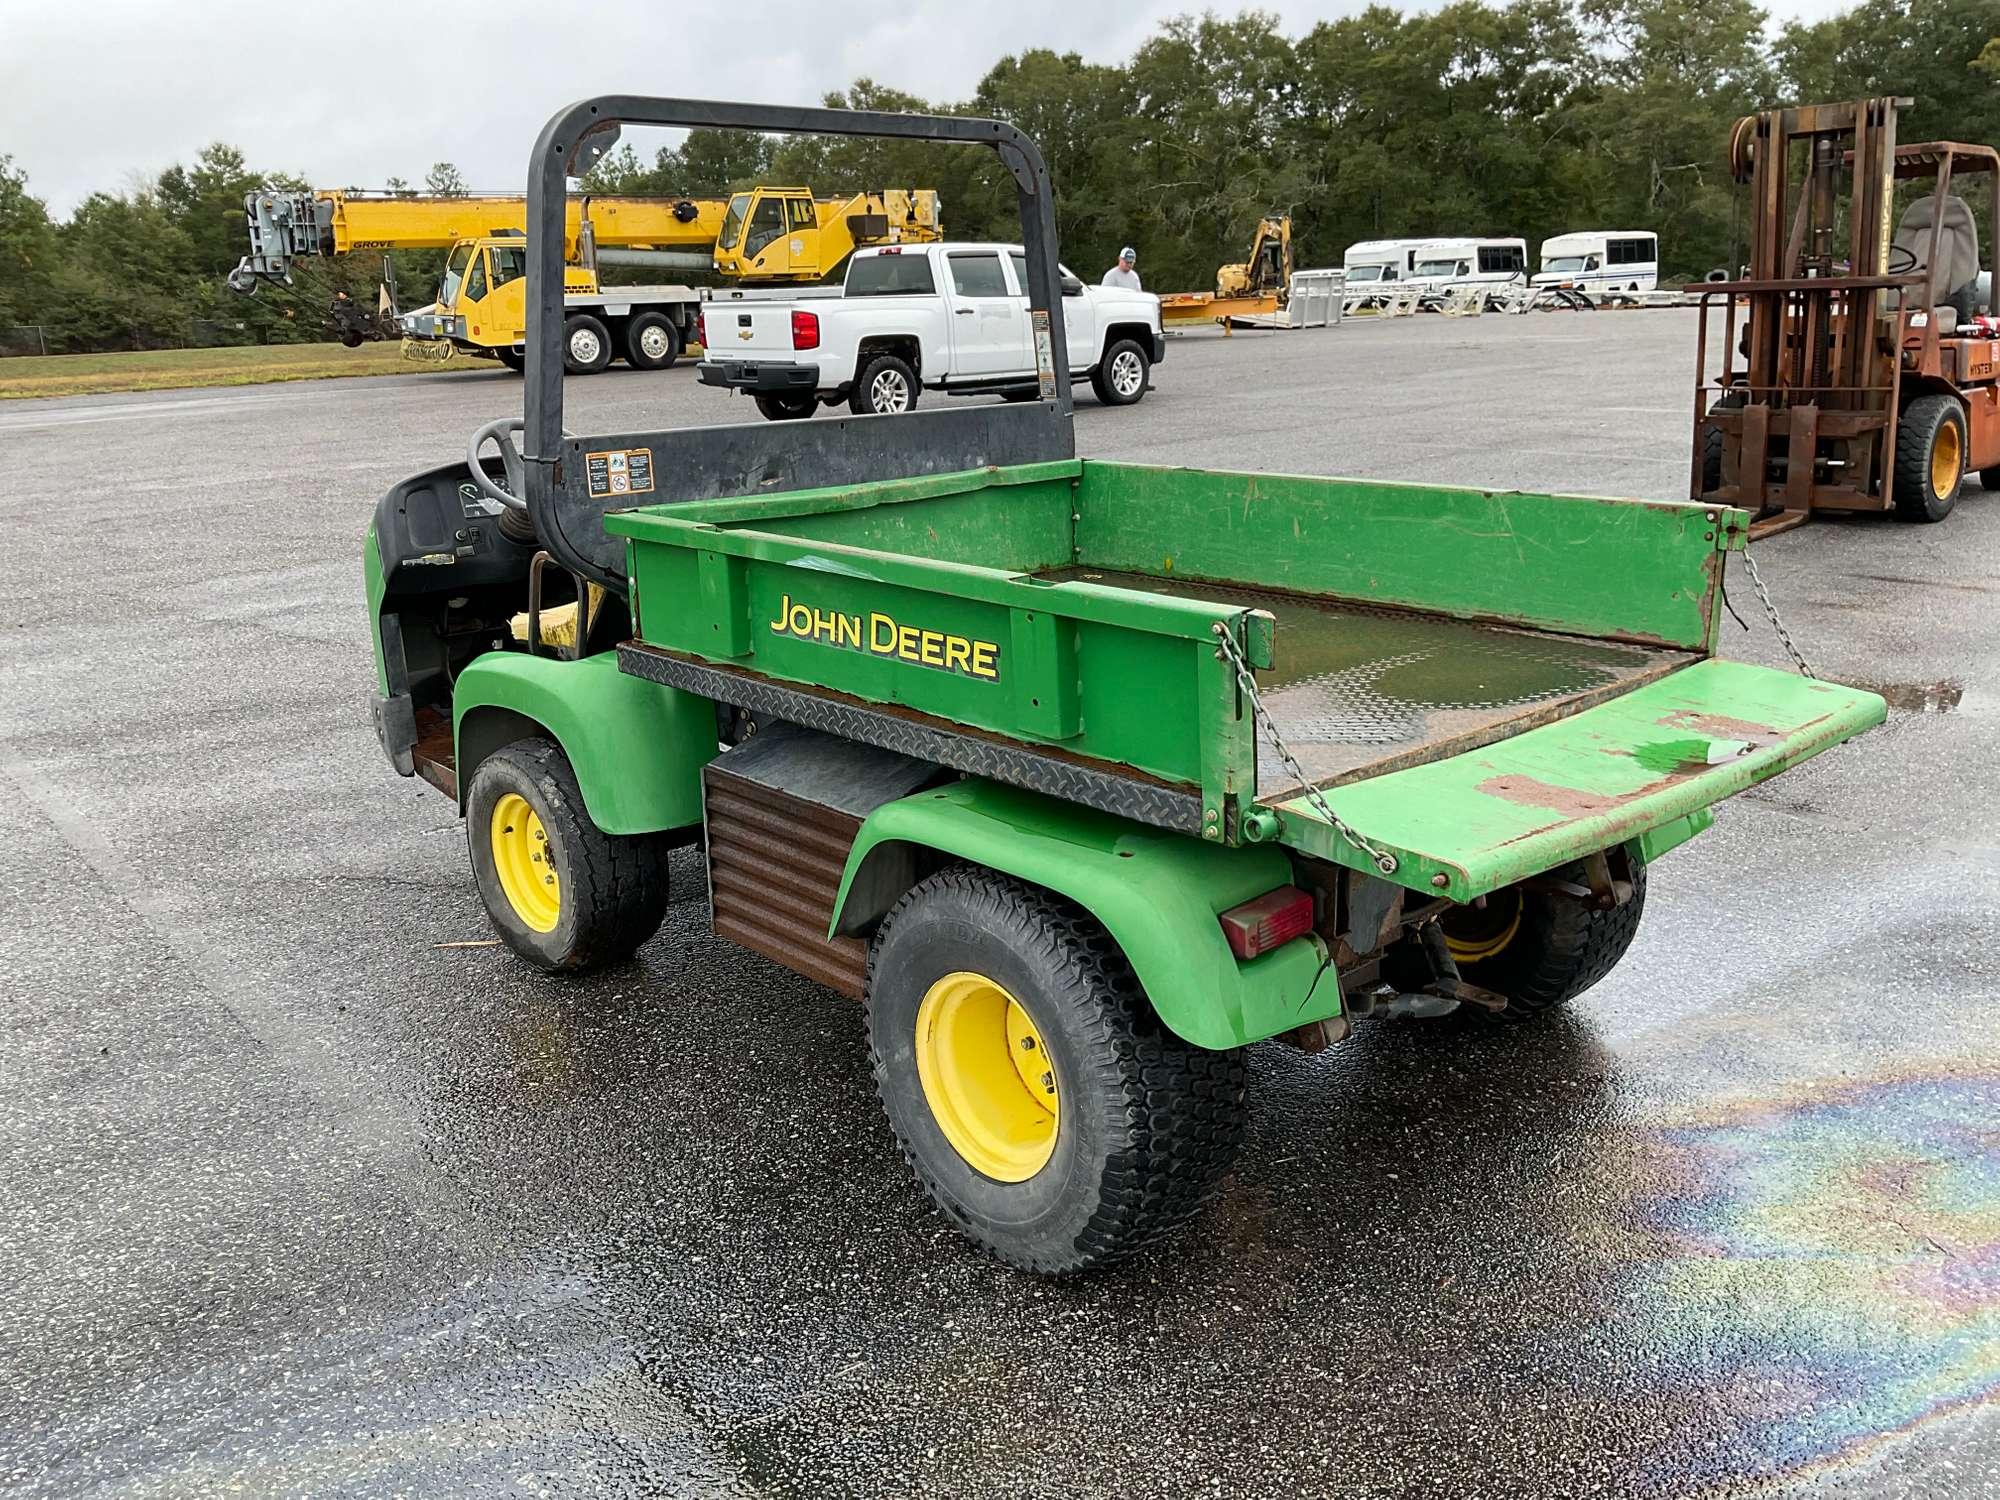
xmin=829 ymin=779 xmax=1335 ymax=1051
xmin=453 ymin=650 xmax=713 ymax=834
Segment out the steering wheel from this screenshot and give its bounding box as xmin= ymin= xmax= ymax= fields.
xmin=1887 ymin=244 xmax=1920 ymax=274
xmin=467 ymin=417 xmax=528 ymax=512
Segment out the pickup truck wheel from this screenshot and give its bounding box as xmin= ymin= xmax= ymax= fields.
xmin=563 ymin=314 xmax=614 ymax=375
xmin=1091 ymin=338 xmax=1149 ymax=406
xmin=466 ymin=738 xmax=672 ymax=972
xmin=754 ymin=393 xmax=815 ymax=421
xmin=851 ymin=353 xmax=919 ymax=416
xmin=1440 ymin=862 xmax=1648 ymax=1023
xmin=866 ymin=868 xmax=1245 ymax=1273
xmin=1894 ymin=394 xmax=1966 ymax=521
xmin=624 ymin=312 xmax=681 ymax=371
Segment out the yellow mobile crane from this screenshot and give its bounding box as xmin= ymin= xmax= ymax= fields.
xmin=228 ymin=186 xmax=941 ymax=373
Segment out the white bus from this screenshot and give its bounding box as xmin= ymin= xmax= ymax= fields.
xmin=1406 ymin=238 xmax=1529 ymax=293
xmin=1341 ymin=238 xmax=1429 ymax=289
xmin=1533 ymin=231 xmax=1659 ymax=296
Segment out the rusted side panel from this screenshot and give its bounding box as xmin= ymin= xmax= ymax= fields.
xmin=703 ymin=766 xmax=870 ymax=998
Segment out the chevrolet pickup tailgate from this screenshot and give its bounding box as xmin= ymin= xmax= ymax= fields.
xmin=706 ymin=300 xmax=801 ymax=359
xmin=1272 ymin=660 xmax=1885 ymax=898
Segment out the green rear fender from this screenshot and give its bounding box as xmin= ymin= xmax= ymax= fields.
xmin=829 ymin=779 xmax=1336 ymax=1051
xmin=453 ymin=650 xmax=713 ymax=835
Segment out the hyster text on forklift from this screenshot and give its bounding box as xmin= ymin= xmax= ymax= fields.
xmin=365 ymin=95 xmax=1885 ymax=1274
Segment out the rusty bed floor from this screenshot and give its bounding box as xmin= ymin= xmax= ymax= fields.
xmin=1037 ymin=569 xmax=1691 ymax=796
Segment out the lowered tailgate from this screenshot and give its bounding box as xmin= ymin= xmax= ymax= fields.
xmin=1272 ymin=660 xmax=1884 ymax=898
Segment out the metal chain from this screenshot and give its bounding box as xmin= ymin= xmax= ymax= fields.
xmin=1737 ymin=546 xmax=1817 ymax=679
xmin=1211 ymin=622 xmax=1399 ymax=875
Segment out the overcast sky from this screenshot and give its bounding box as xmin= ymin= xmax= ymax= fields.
xmin=4 ymin=0 xmax=1860 ymax=215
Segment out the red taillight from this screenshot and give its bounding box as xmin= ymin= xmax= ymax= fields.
xmin=694 ymin=311 xmax=706 ymax=349
xmin=1218 ymin=887 xmax=1314 ymax=960
xmin=791 ymin=310 xmax=820 ymax=351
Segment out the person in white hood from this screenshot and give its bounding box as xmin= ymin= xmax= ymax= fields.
xmin=1101 ymin=247 xmax=1142 ymax=291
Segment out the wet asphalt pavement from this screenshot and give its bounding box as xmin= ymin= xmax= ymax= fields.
xmin=2 ymin=311 xmax=1996 ymax=1499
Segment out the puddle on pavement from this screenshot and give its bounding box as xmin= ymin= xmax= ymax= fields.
xmin=1614 ymin=1069 xmax=2000 ymax=1487
xmin=1839 ymin=678 xmax=1965 ymax=714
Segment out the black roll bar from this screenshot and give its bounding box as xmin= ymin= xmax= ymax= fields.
xmin=520 ymin=97 xmax=1074 ymax=592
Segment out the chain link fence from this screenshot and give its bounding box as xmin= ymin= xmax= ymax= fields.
xmin=0 ymin=326 xmax=48 ymax=358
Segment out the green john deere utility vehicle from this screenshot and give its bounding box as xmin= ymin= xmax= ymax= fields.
xmin=365 ymin=95 xmax=1884 ymax=1273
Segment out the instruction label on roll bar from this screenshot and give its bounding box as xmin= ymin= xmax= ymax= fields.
xmin=1031 ymin=309 xmax=1056 ymax=398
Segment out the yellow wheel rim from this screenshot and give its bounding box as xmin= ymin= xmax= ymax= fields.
xmin=1443 ymin=889 xmax=1523 ymax=963
xmin=914 ymin=972 xmax=1059 ymax=1182
xmin=490 ymin=792 xmax=560 ymax=933
xmin=1932 ymin=420 xmax=1963 ymax=498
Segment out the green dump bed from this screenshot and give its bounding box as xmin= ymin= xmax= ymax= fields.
xmin=606 ymin=459 xmax=1883 ymax=901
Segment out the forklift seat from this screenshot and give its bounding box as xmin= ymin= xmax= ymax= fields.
xmin=1892 ymin=194 xmax=1981 ymax=321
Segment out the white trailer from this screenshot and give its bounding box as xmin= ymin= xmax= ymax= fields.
xmin=1532 ymin=231 xmax=1660 ymax=299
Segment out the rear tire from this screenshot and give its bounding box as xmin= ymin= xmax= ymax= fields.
xmin=1983 ymin=467 xmax=2000 ymax=491
xmin=1441 ymin=862 xmax=1648 ymax=1025
xmin=562 ymin=314 xmax=613 ymax=375
xmin=1091 ymin=338 xmax=1149 ymax=406
xmin=1894 ymin=393 xmax=1966 ymax=522
xmin=866 ymin=868 xmax=1245 ymax=1273
xmin=850 ymin=352 xmax=919 ymax=416
xmin=754 ymin=392 xmax=815 ymax=421
xmin=465 ymin=738 xmax=673 ymax=972
xmin=624 ymin=312 xmax=681 ymax=371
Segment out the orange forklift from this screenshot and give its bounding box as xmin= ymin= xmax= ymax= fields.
xmin=1692 ymin=96 xmax=2000 ymax=536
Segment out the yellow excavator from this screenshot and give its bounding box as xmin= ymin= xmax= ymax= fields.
xmin=1159 ymin=215 xmax=1293 ymax=332
xmin=228 ymin=185 xmax=941 ymax=373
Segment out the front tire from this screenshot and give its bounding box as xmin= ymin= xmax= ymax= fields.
xmin=849 ymin=352 xmax=919 ymax=416
xmin=1440 ymin=862 xmax=1648 ymax=1024
xmin=562 ymin=314 xmax=614 ymax=375
xmin=465 ymin=738 xmax=673 ymax=972
xmin=754 ymin=392 xmax=816 ymax=421
xmin=624 ymin=312 xmax=681 ymax=371
xmin=1091 ymin=337 xmax=1149 ymax=406
xmin=866 ymin=868 xmax=1244 ymax=1273
xmin=1895 ymin=394 xmax=1966 ymax=522
xmin=496 ymin=346 xmax=525 ymax=373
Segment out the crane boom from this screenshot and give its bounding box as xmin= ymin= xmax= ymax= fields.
xmin=228 ymin=187 xmax=940 ymax=290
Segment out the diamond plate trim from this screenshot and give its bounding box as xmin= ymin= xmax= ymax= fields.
xmin=618 ymin=645 xmax=1203 ymax=834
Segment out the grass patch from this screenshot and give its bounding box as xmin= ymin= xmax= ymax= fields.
xmin=0 ymin=342 xmax=489 ymax=400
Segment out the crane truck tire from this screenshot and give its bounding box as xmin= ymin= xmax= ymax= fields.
xmin=562 ymin=314 xmax=615 ymax=375
xmin=850 ymin=352 xmax=920 ymax=416
xmin=866 ymin=867 xmax=1246 ymax=1273
xmin=1091 ymin=338 xmax=1150 ymax=406
xmin=465 ymin=738 xmax=672 ymax=972
xmin=624 ymin=312 xmax=681 ymax=371
xmin=1894 ymin=394 xmax=1966 ymax=522
xmin=496 ymin=347 xmax=525 ymax=373
xmin=1440 ymin=861 xmax=1648 ymax=1024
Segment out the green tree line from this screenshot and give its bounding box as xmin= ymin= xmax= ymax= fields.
xmin=2 ymin=0 xmax=1993 ymax=355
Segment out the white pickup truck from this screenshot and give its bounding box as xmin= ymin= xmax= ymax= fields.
xmin=696 ymin=242 xmax=1166 ymax=419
